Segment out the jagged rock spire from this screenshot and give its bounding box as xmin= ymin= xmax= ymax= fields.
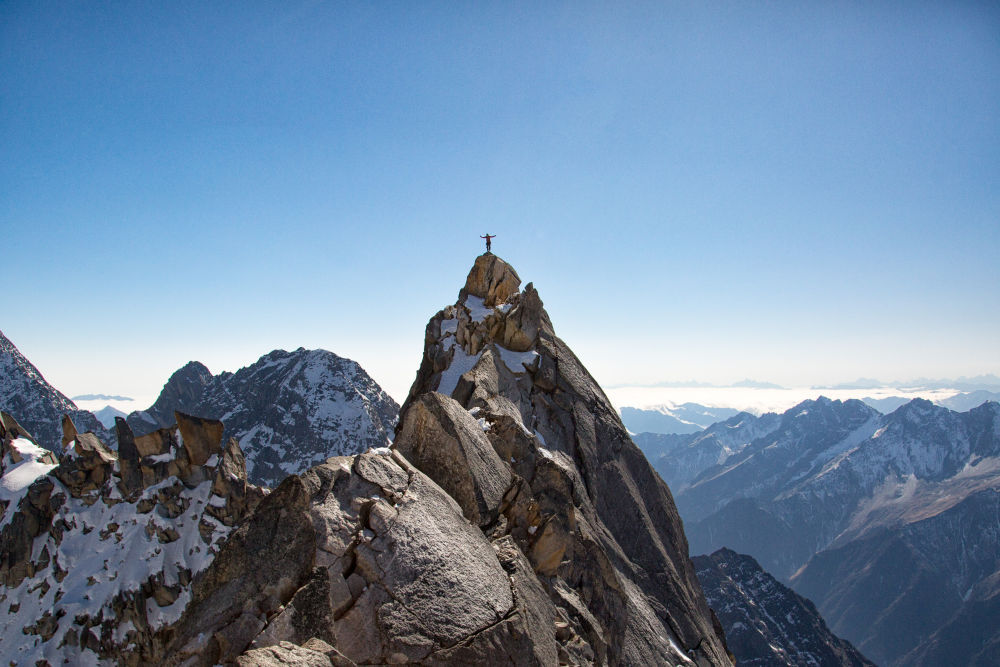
xmin=394 ymin=254 xmax=732 ymax=665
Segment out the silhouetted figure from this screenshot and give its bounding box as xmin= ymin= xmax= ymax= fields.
xmin=481 ymin=233 xmax=496 ymax=253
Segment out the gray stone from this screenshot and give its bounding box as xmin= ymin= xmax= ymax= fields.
xmin=396 ymin=253 xmax=732 ymax=666
xmin=394 ymin=392 xmax=511 ymax=527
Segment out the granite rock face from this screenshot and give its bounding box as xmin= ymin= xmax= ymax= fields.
xmin=162 ymin=449 xmax=577 ymax=666
xmin=395 ymin=253 xmax=732 ymax=665
xmin=126 ymin=348 xmax=399 ymax=488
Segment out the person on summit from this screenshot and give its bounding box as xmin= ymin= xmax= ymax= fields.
xmin=480 ymin=233 xmax=496 ymax=253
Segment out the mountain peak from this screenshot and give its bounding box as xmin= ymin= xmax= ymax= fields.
xmin=460 ymin=253 xmax=522 ymax=307
xmin=394 ymin=258 xmax=731 ymax=664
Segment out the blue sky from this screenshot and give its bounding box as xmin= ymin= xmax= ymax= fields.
xmin=2 ymin=1 xmax=998 ymax=404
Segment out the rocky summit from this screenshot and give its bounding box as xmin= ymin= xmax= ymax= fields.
xmin=1 ymin=254 xmax=731 ymax=666
xmin=126 ymin=348 xmax=399 ymax=488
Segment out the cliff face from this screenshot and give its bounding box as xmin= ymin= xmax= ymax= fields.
xmin=393 ymin=253 xmax=731 ymax=665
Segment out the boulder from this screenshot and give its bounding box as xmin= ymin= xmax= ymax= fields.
xmin=236 ymin=639 xmax=354 ymax=666
xmin=460 ymin=253 xmax=522 ymax=307
xmin=162 ymin=450 xmax=575 ymax=665
xmin=60 ymin=414 xmax=78 ymax=450
xmin=174 ymin=411 xmax=224 ymax=466
xmin=393 ymin=392 xmax=511 ymax=527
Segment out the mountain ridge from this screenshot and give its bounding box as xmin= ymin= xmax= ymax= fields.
xmin=667 ymin=395 xmax=1000 ymax=665
xmin=694 ymin=548 xmax=873 ymax=666
xmin=1 ymin=254 xmax=734 ymax=665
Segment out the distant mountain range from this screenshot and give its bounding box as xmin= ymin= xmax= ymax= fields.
xmin=814 ymin=374 xmax=1000 ymax=392
xmin=621 ymin=404 xmax=741 ymax=435
xmin=662 ymin=396 xmax=1000 ymax=665
xmin=70 ymin=393 xmax=134 ymax=402
xmin=0 ymin=330 xmax=399 ymax=490
xmin=620 ymin=389 xmax=1000 ymax=435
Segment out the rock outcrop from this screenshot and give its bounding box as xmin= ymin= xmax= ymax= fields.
xmin=163 ymin=448 xmax=583 ymax=666
xmin=0 ymin=410 xmax=264 ymax=665
xmin=126 ymin=349 xmax=399 ymax=488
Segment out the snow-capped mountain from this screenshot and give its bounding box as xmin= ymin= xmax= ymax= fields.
xmin=126 ymin=348 xmax=399 ymax=487
xmin=669 ymin=396 xmax=1000 ymax=665
xmin=791 ymin=487 xmax=1000 ymax=665
xmin=637 ymin=410 xmax=783 ymax=492
xmin=0 ymin=330 xmax=109 ymax=450
xmin=693 ymin=548 xmax=873 ymax=666
xmin=0 ymin=410 xmax=263 ymax=665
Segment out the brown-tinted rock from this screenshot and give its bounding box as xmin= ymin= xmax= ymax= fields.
xmin=60 ymin=415 xmax=78 ymax=450
xmin=52 ymin=432 xmax=116 ymax=500
xmin=0 ymin=476 xmax=57 ymax=587
xmin=174 ymin=411 xmax=223 ymax=467
xmin=115 ymin=417 xmax=143 ymax=498
xmin=162 ymin=450 xmax=545 ymax=665
xmin=461 ymin=253 xmax=522 ymax=307
xmin=1 ymin=411 xmax=36 ymax=446
xmin=236 ymin=639 xmax=355 ymax=667
xmin=208 ymin=437 xmax=264 ymax=526
xmin=395 ymin=254 xmax=732 ymax=666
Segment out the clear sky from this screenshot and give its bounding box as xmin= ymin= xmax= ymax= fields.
xmin=2 ymin=1 xmax=998 ymax=405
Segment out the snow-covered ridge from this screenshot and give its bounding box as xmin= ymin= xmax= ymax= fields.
xmin=0 ymin=438 xmax=57 ymax=513
xmin=0 ymin=412 xmax=263 ymax=665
